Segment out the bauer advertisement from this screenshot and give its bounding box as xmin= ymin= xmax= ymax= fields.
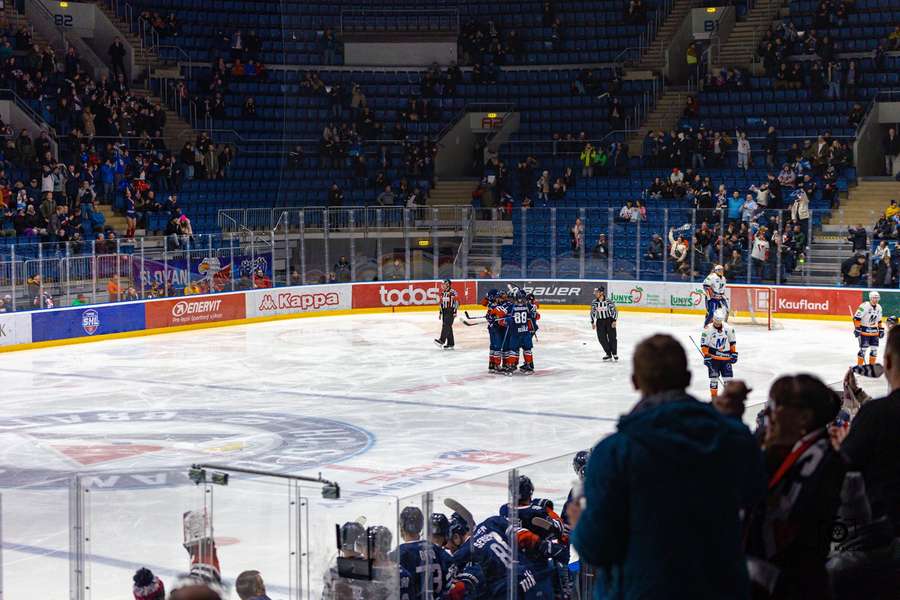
xmin=353 ymin=280 xmax=478 ymax=310
xmin=476 ymin=280 xmax=605 ymax=305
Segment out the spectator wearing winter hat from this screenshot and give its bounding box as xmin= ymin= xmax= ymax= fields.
xmin=133 ymin=567 xmax=165 ymax=600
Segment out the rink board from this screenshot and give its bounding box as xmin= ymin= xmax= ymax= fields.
xmin=0 ymin=279 xmax=882 ymax=352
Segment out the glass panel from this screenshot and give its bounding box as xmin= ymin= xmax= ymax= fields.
xmin=2 ymin=480 xmax=72 ymax=598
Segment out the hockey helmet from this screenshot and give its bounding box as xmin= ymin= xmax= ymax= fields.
xmin=487 ymin=288 xmax=499 ymax=302
xmin=449 ymin=512 xmax=470 ymax=537
xmin=525 ymin=292 xmax=536 ymax=304
xmin=340 ymin=521 xmax=366 ymax=552
xmin=517 ymin=475 xmax=535 ymax=500
xmin=400 ymin=506 xmax=425 ymax=536
xmin=443 ymin=278 xmax=452 ymax=287
xmin=870 ymin=291 xmax=880 ymax=303
xmin=515 ymin=289 xmax=527 ymax=303
xmin=713 ymin=264 xmax=724 ymax=273
xmin=888 ymin=315 xmax=898 ymax=327
xmin=360 ymin=525 xmax=393 ymax=556
xmin=713 ymin=308 xmax=727 ymax=324
xmin=430 ymin=513 xmax=450 ymax=538
xmin=572 ymin=450 xmax=591 ymax=480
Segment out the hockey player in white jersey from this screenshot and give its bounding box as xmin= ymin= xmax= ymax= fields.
xmin=700 ymin=309 xmax=737 ymax=400
xmin=853 ymin=291 xmax=884 ymax=366
xmin=702 ymin=265 xmax=728 ymax=326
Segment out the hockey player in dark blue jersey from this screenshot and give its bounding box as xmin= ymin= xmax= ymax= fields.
xmin=499 ymin=291 xmax=537 ymax=374
xmin=392 ymin=506 xmax=449 ymax=599
xmin=481 ymin=289 xmax=504 ymax=372
xmin=326 ymin=525 xmax=411 ymax=600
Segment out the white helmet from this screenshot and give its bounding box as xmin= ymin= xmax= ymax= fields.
xmin=713 ymin=308 xmax=727 ymax=324
xmin=870 ymin=291 xmax=880 ymax=303
xmin=713 ymin=264 xmax=724 ymax=273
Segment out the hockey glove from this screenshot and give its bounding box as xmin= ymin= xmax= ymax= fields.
xmin=538 ymin=539 xmax=569 ymax=561
xmin=730 ymin=352 xmax=738 ymax=364
xmin=703 ymin=357 xmax=713 ymax=369
xmin=879 ymin=328 xmax=885 ymax=339
xmin=854 ymin=328 xmax=861 ymax=338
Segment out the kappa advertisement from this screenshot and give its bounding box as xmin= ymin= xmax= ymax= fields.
xmin=476 ymin=280 xmax=605 ymax=305
xmin=145 ymin=293 xmax=246 ymax=329
xmin=31 ymin=303 xmax=146 ymax=342
xmin=607 ymin=282 xmax=706 ymax=311
xmin=246 ymin=284 xmax=351 ymax=317
xmin=352 ymin=280 xmax=478 ymax=309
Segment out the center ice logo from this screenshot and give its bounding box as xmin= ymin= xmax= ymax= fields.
xmin=81 ymin=309 xmax=100 ymax=335
xmin=0 ymin=410 xmax=373 ymax=490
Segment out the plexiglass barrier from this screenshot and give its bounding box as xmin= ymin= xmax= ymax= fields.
xmin=2 ymin=451 xmax=603 ymax=599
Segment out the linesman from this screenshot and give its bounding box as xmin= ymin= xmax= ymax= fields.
xmin=590 ymin=287 xmax=618 ymax=361
xmin=435 ymin=279 xmax=459 ymax=349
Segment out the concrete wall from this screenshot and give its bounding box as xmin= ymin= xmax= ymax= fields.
xmin=344 ymin=41 xmax=456 ymax=66
xmin=24 ymin=0 xmax=108 ymax=80
xmin=84 ymin=4 xmax=137 ymax=82
xmin=664 ymin=11 xmax=695 ymax=84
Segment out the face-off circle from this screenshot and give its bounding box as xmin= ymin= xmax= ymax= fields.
xmin=0 ymin=410 xmax=373 ymax=490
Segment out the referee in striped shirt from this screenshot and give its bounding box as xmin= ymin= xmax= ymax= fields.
xmin=590 ymin=287 xmax=618 ymax=361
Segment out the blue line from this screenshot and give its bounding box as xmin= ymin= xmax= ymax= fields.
xmin=3 ymin=541 xmax=293 ymax=595
xmin=0 ymin=368 xmax=617 ymax=423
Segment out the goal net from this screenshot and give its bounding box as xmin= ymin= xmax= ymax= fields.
xmin=728 ymin=286 xmax=781 ymax=330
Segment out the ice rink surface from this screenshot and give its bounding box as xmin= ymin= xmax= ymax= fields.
xmin=0 ymin=309 xmax=888 ymax=598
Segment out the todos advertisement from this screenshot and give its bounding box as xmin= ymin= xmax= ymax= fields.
xmin=145 ymin=293 xmax=246 ymax=329
xmin=353 ymin=280 xmax=478 ymax=309
xmin=31 ymin=303 xmax=146 ymax=342
xmin=476 ymin=280 xmax=605 ymax=305
xmin=245 ymin=285 xmax=351 ymax=317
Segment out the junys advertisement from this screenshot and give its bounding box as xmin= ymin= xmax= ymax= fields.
xmin=608 ymin=282 xmax=706 ymax=311
xmin=476 ymin=280 xmax=605 ymax=305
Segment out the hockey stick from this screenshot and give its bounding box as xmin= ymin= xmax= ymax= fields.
xmin=459 ymin=317 xmax=483 ymax=327
xmin=443 ymin=498 xmax=476 ymax=532
xmin=464 ymin=311 xmax=487 ymax=320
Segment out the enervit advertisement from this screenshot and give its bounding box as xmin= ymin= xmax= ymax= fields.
xmin=31 ymin=303 xmax=146 ymax=342
xmin=607 ymin=282 xmax=706 ymax=311
xmin=773 ymin=288 xmax=863 ymax=317
xmin=245 ymin=284 xmax=351 ymax=317
xmin=145 ymin=293 xmax=246 ymax=329
xmin=0 ymin=313 xmax=33 ymax=346
xmin=352 ymin=280 xmax=478 ymax=309
xmin=477 ymin=280 xmax=605 ymax=305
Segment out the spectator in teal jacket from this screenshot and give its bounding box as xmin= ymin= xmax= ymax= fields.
xmin=572 ymin=334 xmax=766 ymax=599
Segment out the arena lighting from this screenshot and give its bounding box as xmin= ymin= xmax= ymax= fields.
xmin=59 ymin=1 xmax=69 ymax=6
xmin=706 ymin=6 xmax=717 ymax=12
xmin=487 ymin=112 xmax=498 ymax=118
xmin=417 ymin=239 xmax=431 ymax=247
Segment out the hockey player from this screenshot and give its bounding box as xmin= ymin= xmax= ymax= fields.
xmin=321 ymin=521 xmax=366 ymax=599
xmin=393 ymin=506 xmax=449 ymax=599
xmin=700 ymin=308 xmax=737 ymax=399
xmin=447 ymin=513 xmax=471 ymax=554
xmin=853 ymin=291 xmax=884 ymax=366
xmin=481 ymin=289 xmax=504 ymax=372
xmin=430 ymin=513 xmax=451 ymax=552
xmin=435 ymin=279 xmax=459 ymax=349
xmin=703 ymin=264 xmax=728 ymax=326
xmin=504 ymin=290 xmax=539 ymax=374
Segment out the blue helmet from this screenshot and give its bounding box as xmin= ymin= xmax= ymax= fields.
xmin=449 ymin=512 xmax=470 ymax=537
xmin=430 ymin=513 xmax=450 ymax=538
xmin=400 ymin=506 xmax=424 ymax=535
xmin=487 ymin=289 xmax=499 ymax=302
xmin=515 ymin=290 xmax=527 ymax=304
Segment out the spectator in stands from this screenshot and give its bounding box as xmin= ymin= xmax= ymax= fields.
xmin=848 ymin=103 xmax=865 ymax=129
xmin=573 ymin=334 xmax=764 ymax=599
xmin=536 ymin=171 xmax=550 ymax=206
xmin=108 ymin=37 xmax=127 ymax=81
xmin=888 ymin=25 xmax=900 ymax=50
xmin=252 ymin=268 xmax=271 ymax=289
xmin=848 ymin=223 xmax=868 ymax=253
xmin=736 ymin=130 xmax=751 ymax=171
xmin=764 ymin=125 xmax=779 ymax=169
xmin=241 ymin=97 xmax=257 ymax=119
xmin=376 ymin=185 xmax=395 ymax=207
xmin=579 ymin=143 xmax=596 ymax=177
xmin=570 ymin=217 xmax=584 ymax=252
xmin=750 ymin=229 xmax=770 ymax=279
xmin=592 ymin=233 xmax=608 ymax=260
xmin=645 ymin=233 xmax=663 ymax=262
xmin=386 ymin=258 xmax=405 ymax=280
xmin=132 ymin=567 xmax=165 ymax=600
xmin=668 ymin=228 xmax=691 ymax=278
xmin=841 ymin=253 xmax=868 ymax=286
xmin=743 ymin=375 xmax=845 ymax=598
xmin=334 ymin=257 xmax=351 ymax=282
xmin=328 ymin=183 xmax=344 ymax=207
xmin=789 ymin=187 xmax=810 ymax=234
xmin=872 ymin=241 xmax=892 ymax=287
xmin=883 ymin=127 xmax=899 ymax=176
